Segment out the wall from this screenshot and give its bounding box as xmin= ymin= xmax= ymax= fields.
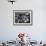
xmin=0 ymin=0 xmax=46 ymax=42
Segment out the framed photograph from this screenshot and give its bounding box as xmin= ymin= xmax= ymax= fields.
xmin=13 ymin=10 xmax=33 ymax=25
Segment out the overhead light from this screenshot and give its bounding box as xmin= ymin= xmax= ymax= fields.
xmin=8 ymin=0 xmax=16 ymax=4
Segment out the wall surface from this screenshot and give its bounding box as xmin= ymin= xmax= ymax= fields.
xmin=0 ymin=0 xmax=46 ymax=42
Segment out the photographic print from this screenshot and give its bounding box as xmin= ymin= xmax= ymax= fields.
xmin=13 ymin=10 xmax=32 ymax=25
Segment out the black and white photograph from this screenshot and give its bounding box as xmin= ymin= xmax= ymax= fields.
xmin=13 ymin=10 xmax=32 ymax=25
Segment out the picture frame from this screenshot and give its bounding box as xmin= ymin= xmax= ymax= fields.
xmin=13 ymin=10 xmax=33 ymax=26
